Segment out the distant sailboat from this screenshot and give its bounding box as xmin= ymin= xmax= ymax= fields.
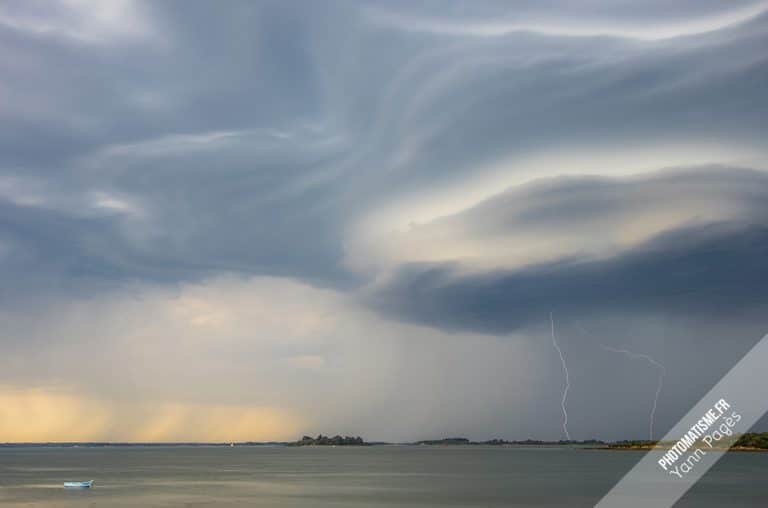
xmin=64 ymin=481 xmax=94 ymax=488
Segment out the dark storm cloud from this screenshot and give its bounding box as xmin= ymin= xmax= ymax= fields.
xmin=0 ymin=0 xmax=766 ymax=311
xmin=368 ymin=168 xmax=768 ymax=334
xmin=371 ymin=220 xmax=768 ymax=333
xmin=0 ymin=0 xmax=767 ymax=441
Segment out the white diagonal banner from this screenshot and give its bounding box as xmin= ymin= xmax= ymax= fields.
xmin=596 ymin=332 xmax=768 ymax=507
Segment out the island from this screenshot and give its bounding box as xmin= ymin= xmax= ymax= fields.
xmin=288 ymin=434 xmax=369 ymax=446
xmin=602 ymin=432 xmax=768 ymax=451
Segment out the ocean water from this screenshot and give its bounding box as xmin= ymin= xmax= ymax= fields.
xmin=1 ymin=445 xmax=767 ymax=507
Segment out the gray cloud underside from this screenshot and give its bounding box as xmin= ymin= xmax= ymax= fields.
xmin=370 ymin=168 xmax=768 ymax=333
xmin=0 ymin=2 xmax=767 ymax=304
xmin=1 ymin=0 xmax=768 ymax=441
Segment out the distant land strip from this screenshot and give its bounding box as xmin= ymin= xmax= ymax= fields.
xmin=3 ymin=433 xmax=768 ymax=450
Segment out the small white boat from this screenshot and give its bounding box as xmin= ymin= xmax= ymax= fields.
xmin=64 ymin=481 xmax=94 ymax=489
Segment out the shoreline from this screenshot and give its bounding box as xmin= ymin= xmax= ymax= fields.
xmin=588 ymin=445 xmax=768 ymax=452
xmin=4 ymin=443 xmax=767 ymax=452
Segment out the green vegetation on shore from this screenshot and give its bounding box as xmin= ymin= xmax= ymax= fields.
xmin=605 ymin=432 xmax=768 ymax=451
xmin=288 ymin=435 xmax=368 ymax=446
xmin=733 ymin=433 xmax=768 ymax=449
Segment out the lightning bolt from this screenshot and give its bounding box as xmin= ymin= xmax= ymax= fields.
xmin=550 ymin=312 xmax=571 ymax=441
xmin=575 ymin=323 xmax=666 ymax=440
xmin=601 ymin=345 xmax=666 ymax=441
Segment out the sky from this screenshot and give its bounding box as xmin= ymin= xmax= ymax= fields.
xmin=0 ymin=0 xmax=767 ymax=443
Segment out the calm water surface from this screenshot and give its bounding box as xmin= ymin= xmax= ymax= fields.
xmin=1 ymin=446 xmax=766 ymax=507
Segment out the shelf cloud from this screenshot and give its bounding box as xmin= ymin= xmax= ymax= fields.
xmin=0 ymin=0 xmax=766 ymax=441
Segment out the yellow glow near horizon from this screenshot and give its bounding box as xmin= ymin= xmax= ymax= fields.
xmin=0 ymin=387 xmax=301 ymax=443
xmin=0 ymin=389 xmax=113 ymax=442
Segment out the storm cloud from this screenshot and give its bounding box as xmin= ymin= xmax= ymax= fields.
xmin=368 ymin=167 xmax=768 ymax=332
xmin=0 ymin=0 xmax=767 ymax=442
